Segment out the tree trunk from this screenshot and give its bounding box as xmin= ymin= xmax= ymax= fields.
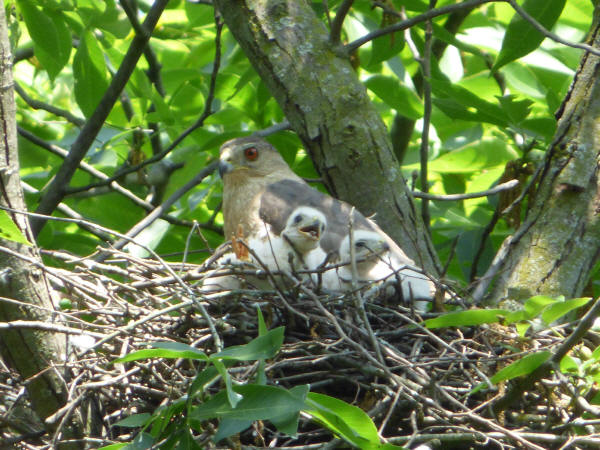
xmin=479 ymin=11 xmax=600 ymax=304
xmin=0 ymin=3 xmax=84 ymax=447
xmin=214 ymin=0 xmax=440 ymax=274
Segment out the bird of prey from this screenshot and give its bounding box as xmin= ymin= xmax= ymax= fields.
xmin=325 ymin=230 xmax=432 ymax=304
xmin=201 ymin=206 xmax=327 ymax=292
xmin=217 ymin=136 xmax=434 ymax=302
xmin=249 ymin=206 xmax=327 ymax=286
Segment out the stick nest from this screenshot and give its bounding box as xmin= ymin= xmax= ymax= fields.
xmin=1 ymin=248 xmax=599 ymax=449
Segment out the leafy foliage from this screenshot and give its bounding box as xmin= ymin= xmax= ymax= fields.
xmin=107 ymin=313 xmax=400 ymax=449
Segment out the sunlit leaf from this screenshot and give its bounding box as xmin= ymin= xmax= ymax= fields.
xmin=0 ymin=210 xmax=32 ymax=246
xmin=73 ymin=29 xmax=110 ymax=117
xmin=190 ymin=384 xmax=307 ymax=422
xmin=365 ymin=75 xmax=423 ymax=120
xmin=493 ymin=0 xmax=567 ymax=71
xmin=490 ymin=351 xmax=551 ymax=384
xmin=425 ymin=309 xmax=508 ymax=329
xmin=305 ymin=392 xmax=404 ymax=449
xmin=541 ymin=297 xmax=591 ymax=324
xmin=16 ymin=0 xmax=71 ymax=79
xmin=213 ymin=326 xmax=284 ymax=361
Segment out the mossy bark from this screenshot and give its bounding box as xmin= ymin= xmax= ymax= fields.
xmin=487 ymin=9 xmax=600 ymax=303
xmin=0 ymin=3 xmax=84 ymax=447
xmin=214 ymin=0 xmax=440 ymax=273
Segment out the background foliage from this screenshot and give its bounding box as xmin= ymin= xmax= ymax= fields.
xmin=10 ymin=0 xmax=594 ymax=292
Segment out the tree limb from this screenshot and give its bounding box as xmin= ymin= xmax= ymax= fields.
xmin=329 ymin=0 xmax=354 ymax=45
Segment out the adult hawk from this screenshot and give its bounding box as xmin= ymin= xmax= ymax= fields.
xmin=217 ymin=136 xmax=433 ymax=302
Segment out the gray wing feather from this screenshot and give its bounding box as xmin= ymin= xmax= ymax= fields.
xmin=259 ymin=179 xmax=376 ymax=254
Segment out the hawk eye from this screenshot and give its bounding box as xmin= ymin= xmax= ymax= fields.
xmin=244 ymin=146 xmax=259 ymax=161
xmin=293 ymin=215 xmax=303 ymax=224
xmin=356 ymin=241 xmax=366 ymax=248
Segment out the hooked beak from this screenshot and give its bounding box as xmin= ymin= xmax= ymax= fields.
xmin=218 ymin=160 xmax=234 ymax=178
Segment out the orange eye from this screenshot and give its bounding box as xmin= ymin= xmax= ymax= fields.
xmin=244 ymin=146 xmax=259 ymax=161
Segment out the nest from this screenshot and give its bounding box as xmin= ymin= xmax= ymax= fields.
xmin=1 ymin=248 xmax=600 ymax=449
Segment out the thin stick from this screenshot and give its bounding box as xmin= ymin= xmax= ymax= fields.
xmin=413 ymin=179 xmax=519 ymax=201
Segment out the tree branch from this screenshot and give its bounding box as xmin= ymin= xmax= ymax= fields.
xmin=106 ymin=161 xmax=219 ymax=254
xmin=19 ymin=128 xmax=219 ymax=233
xmin=418 ymin=0 xmax=436 ymax=234
xmin=14 ymin=83 xmax=85 ymax=127
xmin=412 ymin=179 xmax=519 ymax=201
xmin=32 ymin=0 xmax=170 ymax=236
xmin=329 ymin=0 xmax=354 ymax=45
xmin=346 ymin=0 xmax=497 ymax=52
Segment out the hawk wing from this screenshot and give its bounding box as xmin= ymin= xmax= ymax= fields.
xmin=259 ymin=178 xmax=413 ymax=267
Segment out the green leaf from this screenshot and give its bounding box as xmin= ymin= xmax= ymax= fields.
xmin=257 ymin=307 xmax=267 ymax=336
xmin=305 ymin=393 xmax=378 ymax=446
xmin=523 ymin=295 xmax=559 ymax=318
xmin=420 ymin=139 xmax=518 ymax=174
xmin=17 ymin=0 xmax=71 ymax=79
xmin=425 ymin=309 xmax=508 ymax=329
xmin=97 ymin=444 xmax=128 ymax=450
xmin=112 ymin=343 xmax=208 ymax=364
xmin=0 ymin=210 xmax=32 ymax=245
xmin=212 ymin=326 xmax=284 ymax=361
xmin=515 ymin=322 xmax=531 ymax=338
xmin=493 ymin=0 xmax=567 ymax=71
xmin=271 ymin=384 xmax=309 ymax=437
xmin=113 ymin=413 xmax=152 ymax=428
xmin=489 ymin=351 xmax=551 ymax=385
xmin=73 ymin=30 xmax=110 ymax=117
xmin=188 ymin=366 xmax=220 ymax=398
xmin=212 ymin=358 xmax=243 ymax=408
xmin=255 ymin=307 xmax=268 ymax=385
xmin=368 ymin=33 xmax=405 ymax=67
xmin=305 ymin=392 xmax=403 ymax=449
xmin=541 ymin=297 xmax=591 ymax=324
xmin=559 ymin=355 xmax=580 ymax=374
xmin=431 ymin=78 xmax=509 ymax=126
xmin=214 ymin=418 xmax=253 ymax=443
xmin=190 ymin=384 xmax=307 ymax=422
xmin=365 ymin=75 xmax=423 ymax=120
xmin=496 ymin=95 xmax=533 ymax=125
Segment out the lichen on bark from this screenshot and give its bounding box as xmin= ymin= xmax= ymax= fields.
xmin=487 ymin=12 xmax=600 ymax=304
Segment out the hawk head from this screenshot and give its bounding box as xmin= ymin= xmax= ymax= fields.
xmin=218 ymin=136 xmax=292 ymax=180
xmin=339 ymin=230 xmax=390 ymax=273
xmin=282 ymin=206 xmax=327 ymax=253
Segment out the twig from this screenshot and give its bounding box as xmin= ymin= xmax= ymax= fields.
xmin=419 ymin=0 xmax=436 ymax=234
xmin=0 ymin=320 xmax=105 ymax=338
xmin=14 ymin=83 xmax=85 ymax=127
xmin=21 ymin=182 xmax=114 ymax=242
xmin=329 ymin=0 xmax=354 ymax=45
xmin=32 ymin=0 xmax=170 ymax=235
xmin=413 ymin=179 xmax=519 ymax=202
xmin=18 ymin=127 xmax=217 ymax=232
xmin=346 ymin=0 xmax=497 ymax=52
xmin=253 ymin=120 xmax=291 ymax=137
xmin=105 ymin=161 xmax=218 ymax=254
